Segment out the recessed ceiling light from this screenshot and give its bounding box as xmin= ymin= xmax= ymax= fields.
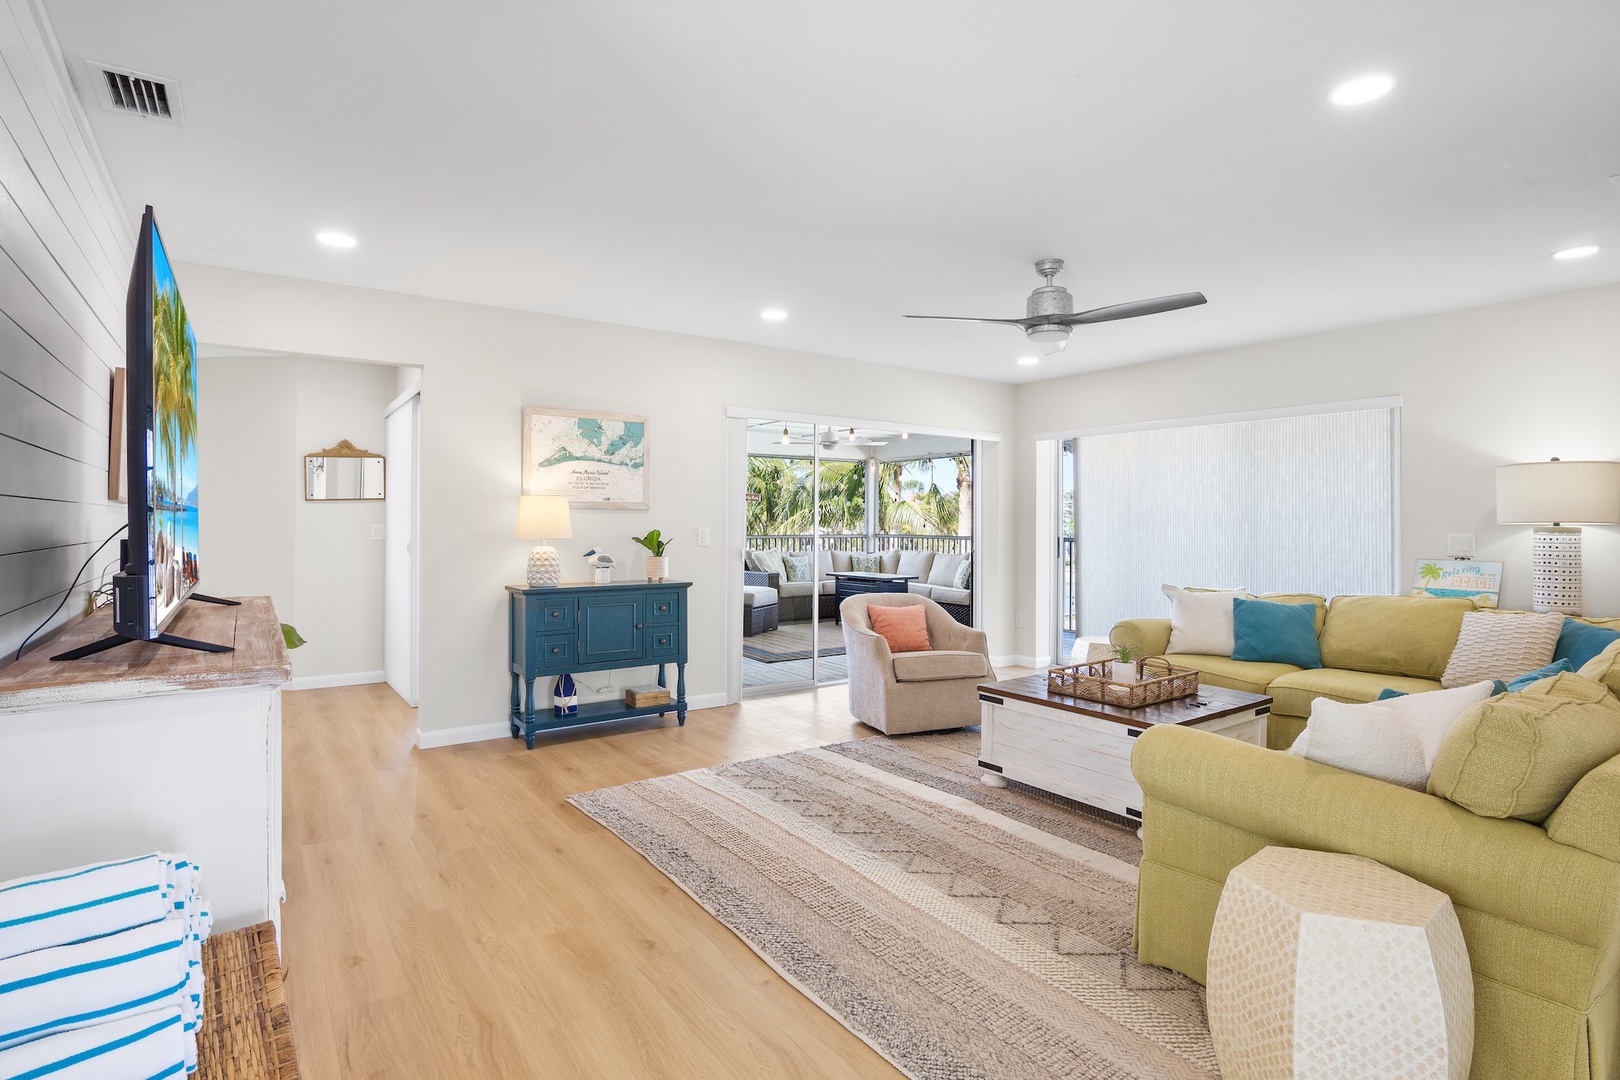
xmin=316 ymin=231 xmax=357 ymax=248
xmin=1553 ymin=244 xmax=1601 ymax=260
xmin=760 ymin=309 xmax=788 ymax=321
xmin=1330 ymin=73 xmax=1396 ymax=106
xmin=1017 ymin=356 xmax=1040 ymax=366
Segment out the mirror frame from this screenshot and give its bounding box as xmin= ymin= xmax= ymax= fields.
xmin=304 ymin=439 xmax=386 ymax=501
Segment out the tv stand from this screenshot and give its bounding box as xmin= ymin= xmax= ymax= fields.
xmin=51 ymin=593 xmax=240 ymax=661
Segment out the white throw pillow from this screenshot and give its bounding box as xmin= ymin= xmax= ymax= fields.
xmin=1288 ymin=680 xmax=1496 ymax=789
xmin=1162 ymin=585 xmax=1247 ymax=656
xmin=1440 ymin=610 xmax=1564 ymax=688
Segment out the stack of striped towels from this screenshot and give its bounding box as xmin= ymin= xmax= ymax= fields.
xmin=0 ymin=854 xmax=212 ymax=1079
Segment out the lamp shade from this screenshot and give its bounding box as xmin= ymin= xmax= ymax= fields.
xmin=516 ymin=494 xmax=573 ymax=539
xmin=1496 ymin=461 xmax=1620 ymax=525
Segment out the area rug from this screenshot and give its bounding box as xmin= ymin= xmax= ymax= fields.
xmin=569 ymin=730 xmax=1217 ymax=1079
xmin=742 ymin=619 xmax=847 ymax=663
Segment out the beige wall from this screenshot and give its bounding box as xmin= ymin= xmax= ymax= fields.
xmin=199 ymin=353 xmax=398 ymax=681
xmin=178 ymin=265 xmax=1018 ymax=741
xmin=1014 ymin=281 xmax=1620 ymax=658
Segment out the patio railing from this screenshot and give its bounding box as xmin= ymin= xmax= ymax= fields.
xmin=747 ymin=533 xmax=972 ymax=556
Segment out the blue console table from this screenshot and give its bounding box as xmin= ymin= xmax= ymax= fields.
xmin=507 ymin=581 xmax=690 ymax=748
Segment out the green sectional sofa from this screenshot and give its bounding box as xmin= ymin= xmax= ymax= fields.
xmin=1110 ymin=593 xmax=1620 ymax=749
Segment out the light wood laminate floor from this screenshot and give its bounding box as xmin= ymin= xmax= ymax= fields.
xmin=281 ymin=681 xmax=998 ymax=1078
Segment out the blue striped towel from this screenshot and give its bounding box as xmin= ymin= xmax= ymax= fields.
xmin=0 ymin=1007 xmax=186 ymax=1080
xmin=0 ymin=920 xmax=190 ymax=1051
xmin=0 ymin=857 xmax=186 ymax=962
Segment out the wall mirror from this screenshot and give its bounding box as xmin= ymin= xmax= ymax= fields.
xmin=305 ymin=440 xmax=385 ymax=500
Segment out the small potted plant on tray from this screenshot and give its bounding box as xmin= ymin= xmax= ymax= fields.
xmin=1110 ymin=643 xmax=1140 ymax=683
xmin=632 ymin=530 xmax=672 ymax=581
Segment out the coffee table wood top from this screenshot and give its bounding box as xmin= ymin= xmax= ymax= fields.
xmin=978 ymin=674 xmax=1271 ymax=731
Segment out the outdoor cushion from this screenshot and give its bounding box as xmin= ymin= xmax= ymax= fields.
xmin=816 ymin=548 xmax=834 ymax=577
xmin=1429 ymin=672 xmax=1620 ymax=823
xmin=1267 ymin=668 xmax=1444 ymax=719
xmin=1441 ymin=610 xmax=1563 ymax=687
xmin=907 ymin=582 xmax=934 ymax=598
xmin=929 ymin=552 xmax=967 ymax=587
xmin=1318 ymin=594 xmax=1475 ymax=680
xmin=896 ymin=550 xmax=934 ymax=578
xmin=851 ymin=552 xmax=883 ymax=573
xmin=1232 ymin=598 xmax=1322 ymax=669
xmin=1161 ymin=655 xmax=1302 ymax=697
xmin=868 ymin=603 xmax=931 ymax=653
xmin=879 ymin=549 xmax=901 ymax=574
xmin=742 ymin=585 xmax=779 ymax=606
xmin=930 ymin=586 xmax=970 ymax=606
xmin=748 ymin=549 xmax=787 ymax=579
xmin=779 ymin=580 xmax=833 ymax=597
xmin=831 ymin=551 xmax=853 ymax=573
xmin=892 ymin=650 xmax=987 ymax=682
xmin=782 ymin=552 xmax=814 ymax=582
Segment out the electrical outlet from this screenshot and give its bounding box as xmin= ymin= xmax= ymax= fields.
xmin=697 ymin=527 xmax=711 ymax=547
xmin=1015 ymin=612 xmax=1025 ymax=628
xmin=370 ymin=524 xmax=386 ymax=542
xmin=1446 ymin=533 xmax=1475 ymax=557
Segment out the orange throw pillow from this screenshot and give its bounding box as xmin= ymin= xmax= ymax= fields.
xmin=867 ymin=604 xmax=932 ymax=653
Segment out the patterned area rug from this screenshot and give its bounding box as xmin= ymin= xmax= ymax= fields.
xmin=742 ymin=619 xmax=848 ymax=663
xmin=570 ymin=730 xmax=1217 ymax=1079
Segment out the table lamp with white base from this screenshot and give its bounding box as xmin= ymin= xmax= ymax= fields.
xmin=1496 ymin=458 xmax=1620 ymax=615
xmin=516 ymin=494 xmax=573 ymax=587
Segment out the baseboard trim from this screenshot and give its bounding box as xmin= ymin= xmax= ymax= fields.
xmin=284 ymin=669 xmax=386 ymax=692
xmin=991 ymin=655 xmax=1050 ymax=670
xmin=417 ymin=692 xmax=730 ymax=750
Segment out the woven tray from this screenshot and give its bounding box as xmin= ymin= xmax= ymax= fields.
xmin=196 ymin=921 xmax=300 ymax=1080
xmin=1046 ymin=657 xmax=1199 ymax=708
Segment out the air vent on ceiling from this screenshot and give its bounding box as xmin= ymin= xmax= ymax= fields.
xmin=86 ymin=62 xmax=183 ymax=124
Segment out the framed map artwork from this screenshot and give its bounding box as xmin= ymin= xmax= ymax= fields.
xmin=522 ymin=407 xmax=648 ymax=509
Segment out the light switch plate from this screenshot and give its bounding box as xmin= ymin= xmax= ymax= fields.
xmin=370 ymin=524 xmax=386 ymax=542
xmin=697 ymin=527 xmax=711 ymax=547
xmin=1446 ymin=533 xmax=1475 ymax=557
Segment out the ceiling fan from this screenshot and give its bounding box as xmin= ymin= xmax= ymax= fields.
xmin=906 ymin=258 xmax=1207 ymax=355
xmin=779 ymin=426 xmax=889 ymax=448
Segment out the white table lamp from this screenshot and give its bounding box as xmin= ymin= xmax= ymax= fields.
xmin=517 ymin=494 xmax=573 ymax=587
xmin=1496 ymin=459 xmax=1620 ymax=615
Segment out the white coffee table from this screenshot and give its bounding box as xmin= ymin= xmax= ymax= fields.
xmin=976 ymin=674 xmax=1270 ymax=829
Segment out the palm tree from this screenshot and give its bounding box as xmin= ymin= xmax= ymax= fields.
xmin=1417 ymin=562 xmax=1445 ymax=593
xmin=152 ymin=284 xmax=197 ymax=583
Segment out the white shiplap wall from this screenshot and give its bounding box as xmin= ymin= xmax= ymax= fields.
xmin=0 ymin=0 xmax=132 ymax=661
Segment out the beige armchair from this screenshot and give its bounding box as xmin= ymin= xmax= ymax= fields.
xmin=841 ymin=594 xmax=995 ymax=734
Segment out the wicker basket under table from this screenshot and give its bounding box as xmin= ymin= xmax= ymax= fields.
xmin=195 ymin=921 xmax=300 ymax=1080
xmin=1046 ymin=656 xmax=1199 ymax=708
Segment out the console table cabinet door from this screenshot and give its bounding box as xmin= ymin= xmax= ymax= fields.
xmin=578 ymin=594 xmax=645 ymax=664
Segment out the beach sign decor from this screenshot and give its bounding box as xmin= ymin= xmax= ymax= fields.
xmin=1413 ymin=560 xmax=1503 ymax=608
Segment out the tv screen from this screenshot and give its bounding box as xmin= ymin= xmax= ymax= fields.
xmin=120 ymin=207 xmax=200 ymax=638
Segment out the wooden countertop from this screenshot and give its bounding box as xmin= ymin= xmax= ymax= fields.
xmin=0 ymin=596 xmax=290 ymax=711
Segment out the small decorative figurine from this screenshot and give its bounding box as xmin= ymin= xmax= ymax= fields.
xmin=553 ymin=673 xmax=578 ymax=716
xmin=584 ymin=549 xmax=615 ymax=585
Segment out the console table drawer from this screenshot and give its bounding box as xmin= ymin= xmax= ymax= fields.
xmin=646 ymin=591 xmax=681 ymax=624
xmin=645 ymin=627 xmax=680 ymax=658
xmin=539 ymin=601 xmax=575 ymax=631
xmin=532 ymin=633 xmax=577 ymax=670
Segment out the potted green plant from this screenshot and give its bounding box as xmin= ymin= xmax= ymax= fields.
xmin=1110 ymin=642 xmax=1140 ymax=683
xmin=631 ymin=529 xmax=672 ymax=581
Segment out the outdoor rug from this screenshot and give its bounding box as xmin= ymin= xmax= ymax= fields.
xmin=569 ymin=729 xmax=1218 ymax=1079
xmin=742 ymin=619 xmax=848 ymax=663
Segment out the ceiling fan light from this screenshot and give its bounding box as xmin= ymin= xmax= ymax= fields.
xmin=1027 ymin=325 xmax=1071 ymax=355
xmin=779 ymin=426 xmax=791 ymax=445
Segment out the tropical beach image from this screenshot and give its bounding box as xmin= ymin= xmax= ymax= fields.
xmin=149 ymin=229 xmax=200 ymax=627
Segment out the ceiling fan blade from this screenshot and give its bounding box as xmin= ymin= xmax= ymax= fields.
xmin=904 ymin=314 xmax=1036 ymax=328
xmin=1060 ymin=292 xmax=1207 ymax=325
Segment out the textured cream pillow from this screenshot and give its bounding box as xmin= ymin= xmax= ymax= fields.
xmin=1162 ymin=585 xmax=1247 ymax=656
xmin=1440 ymin=611 xmax=1564 ymax=688
xmin=1289 ymin=681 xmax=1496 ymax=789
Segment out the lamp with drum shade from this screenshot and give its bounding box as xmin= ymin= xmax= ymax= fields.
xmin=516 ymin=494 xmax=573 ymax=587
xmin=1496 ymin=459 xmax=1620 ymax=615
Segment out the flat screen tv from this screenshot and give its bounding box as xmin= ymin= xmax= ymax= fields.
xmin=53 ymin=206 xmax=235 ymax=661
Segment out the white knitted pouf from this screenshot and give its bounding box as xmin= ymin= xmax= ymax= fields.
xmin=1206 ymin=847 xmax=1473 ymax=1080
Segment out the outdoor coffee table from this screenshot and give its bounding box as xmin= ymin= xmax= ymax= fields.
xmin=976 ymin=675 xmax=1271 ymax=830
xmin=829 ymin=572 xmax=919 ymax=623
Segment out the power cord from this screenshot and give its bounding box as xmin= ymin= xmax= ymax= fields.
xmin=14 ymin=524 xmax=128 ymax=661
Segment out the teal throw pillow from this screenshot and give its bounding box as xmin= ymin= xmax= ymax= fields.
xmin=954 ymin=559 xmax=971 ymax=589
xmin=1376 ymin=688 xmax=1408 ymax=700
xmin=782 ymin=553 xmax=813 ymax=582
xmin=1504 ymin=658 xmax=1577 ymax=693
xmin=1231 ymin=598 xmax=1322 ymax=669
xmin=1554 ymin=620 xmax=1620 ymax=669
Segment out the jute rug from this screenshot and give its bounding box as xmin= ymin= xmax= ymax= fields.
xmin=570 ymin=730 xmax=1218 ymax=1079
xmin=743 ymin=619 xmax=847 ymax=663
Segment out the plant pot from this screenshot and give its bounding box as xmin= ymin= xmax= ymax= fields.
xmin=645 ymin=556 xmax=669 ymax=582
xmin=1110 ymin=660 xmax=1140 ymax=683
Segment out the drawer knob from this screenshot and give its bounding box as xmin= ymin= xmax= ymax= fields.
xmin=550 ymin=610 xmax=562 ymax=617
xmin=636 ymin=623 xmax=644 ymax=629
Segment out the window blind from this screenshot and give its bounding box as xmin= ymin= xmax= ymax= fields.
xmin=1076 ymin=407 xmax=1396 ymax=636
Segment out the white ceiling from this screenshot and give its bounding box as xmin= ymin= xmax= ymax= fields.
xmin=46 ymin=1 xmax=1620 ymax=383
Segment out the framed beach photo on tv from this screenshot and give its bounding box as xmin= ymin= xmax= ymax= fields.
xmin=522 ymin=406 xmax=648 ymax=509
xmin=1412 ymin=559 xmax=1502 ymax=608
